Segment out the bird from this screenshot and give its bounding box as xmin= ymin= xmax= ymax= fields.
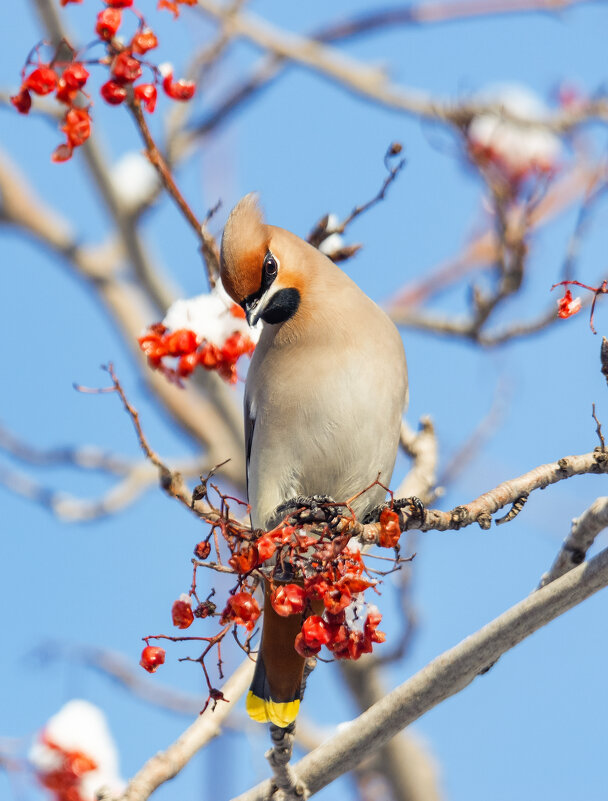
xmin=220 ymin=194 xmax=408 ymax=728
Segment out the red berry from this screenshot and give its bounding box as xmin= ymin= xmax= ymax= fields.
xmin=134 ymin=82 xmax=158 ymax=113
xmin=220 ymin=592 xmax=260 ymax=631
xmin=378 ymin=507 xmax=400 ymax=548
xmin=300 ymin=615 xmax=331 ymax=650
xmin=271 ymin=584 xmax=306 ymax=617
xmin=194 ymin=540 xmax=211 ymax=559
xmin=62 ymin=108 xmax=91 ymax=148
xmin=62 ymin=62 xmax=89 ymax=90
xmin=55 ymin=78 xmax=77 ymax=105
xmin=171 ymin=598 xmax=194 ymax=629
xmin=11 ymin=88 xmax=31 ymax=114
xmin=254 ymin=533 xmax=276 ymax=564
xmin=51 ymin=143 xmax=73 ymax=163
xmin=165 ymin=328 xmax=197 ymax=356
xmin=132 ymin=28 xmax=158 ymax=55
xmin=162 ymin=71 xmax=195 ymax=101
xmin=112 ymin=51 xmax=142 ymax=84
xmin=96 ymin=8 xmax=122 ymax=40
xmin=25 ymin=66 xmax=57 ymax=96
xmin=140 ymin=645 xmax=165 ymax=673
xmin=100 ymin=79 xmax=127 ymax=105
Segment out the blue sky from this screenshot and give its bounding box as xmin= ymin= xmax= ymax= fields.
xmin=2 ymin=2 xmax=608 ymax=801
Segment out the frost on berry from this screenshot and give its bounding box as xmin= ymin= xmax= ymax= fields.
xmin=467 ymin=84 xmax=561 ymax=187
xmin=171 ymin=594 xmax=194 ymax=629
xmin=159 ymin=63 xmax=196 ymax=101
xmin=557 ymin=289 xmax=582 ymax=319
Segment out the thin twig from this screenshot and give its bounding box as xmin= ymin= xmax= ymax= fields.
xmin=127 ymin=98 xmax=220 ymax=288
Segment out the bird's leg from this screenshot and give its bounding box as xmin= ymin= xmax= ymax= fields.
xmin=363 ymin=495 xmax=425 ymax=524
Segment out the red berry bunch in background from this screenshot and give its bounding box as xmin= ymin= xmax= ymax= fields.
xmin=11 ymin=0 xmax=197 ymax=162
xmin=138 ymin=293 xmax=258 ymax=385
xmin=36 ymin=736 xmax=97 ymax=801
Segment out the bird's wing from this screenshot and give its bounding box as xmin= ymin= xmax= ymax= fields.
xmin=244 ymin=394 xmax=255 ymax=497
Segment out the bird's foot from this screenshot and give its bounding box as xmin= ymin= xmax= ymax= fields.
xmin=274 ymin=494 xmax=341 ymax=526
xmin=363 ymin=496 xmax=425 ymax=524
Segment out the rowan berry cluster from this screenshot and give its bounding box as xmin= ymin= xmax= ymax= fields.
xmin=11 ymin=0 xmax=196 ymax=162
xmin=138 ymin=314 xmax=256 ymax=384
xmin=139 ymin=487 xmax=405 ymax=706
xmin=35 ymin=735 xmax=98 ymax=801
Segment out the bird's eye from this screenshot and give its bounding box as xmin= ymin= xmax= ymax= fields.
xmin=264 ymin=253 xmax=278 ymax=278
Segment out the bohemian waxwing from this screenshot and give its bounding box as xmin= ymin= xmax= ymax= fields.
xmin=220 ymin=194 xmax=408 ymax=727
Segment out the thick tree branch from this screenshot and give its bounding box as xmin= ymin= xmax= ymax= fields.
xmin=231 ymin=544 xmax=608 ymax=801
xmin=539 ymin=496 xmax=608 ymax=587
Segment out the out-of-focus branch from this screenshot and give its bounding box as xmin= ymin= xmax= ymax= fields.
xmin=341 ymin=663 xmax=442 ymax=801
xmin=31 ymin=0 xmax=177 ymax=313
xmin=0 ymin=456 xmax=207 ymax=523
xmin=386 ymin=159 xmax=604 ymax=345
xmin=196 ymin=0 xmax=608 ymax=133
xmin=231 ymin=544 xmax=608 ymax=801
xmin=0 ymin=424 xmax=131 ymax=475
xmin=539 ymin=496 xmax=608 ymax=587
xmin=397 ymin=417 xmax=438 ymax=503
xmin=0 ymin=146 xmax=246 ymax=490
xmin=189 ymin=0 xmax=597 ymax=143
xmin=115 ymin=658 xmax=254 ymax=801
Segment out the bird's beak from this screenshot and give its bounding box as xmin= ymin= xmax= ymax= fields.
xmin=244 ymin=296 xmax=263 ymax=326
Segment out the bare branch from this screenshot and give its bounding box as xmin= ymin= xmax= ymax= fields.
xmin=116 ymin=658 xmax=254 ymax=801
xmin=539 ymin=496 xmax=608 ymax=587
xmin=196 ymin=0 xmax=608 ymax=133
xmin=127 ymin=98 xmax=221 ymax=289
xmin=0 ymin=424 xmax=130 ymax=476
xmin=231 ymin=544 xmax=608 ymax=801
xmin=396 ymin=417 xmax=438 ymax=503
xmin=190 ymin=0 xmax=598 ymax=142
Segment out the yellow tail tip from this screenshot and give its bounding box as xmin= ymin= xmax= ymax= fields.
xmin=246 ymin=691 xmax=300 ymax=727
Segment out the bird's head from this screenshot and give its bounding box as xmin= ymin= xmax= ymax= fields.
xmin=220 ymin=194 xmax=303 ymax=327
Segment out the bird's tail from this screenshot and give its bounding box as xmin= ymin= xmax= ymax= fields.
xmin=246 ymin=582 xmax=305 ymax=728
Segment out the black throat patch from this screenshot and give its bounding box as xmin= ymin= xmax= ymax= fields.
xmin=260 ymin=288 xmax=301 ymax=324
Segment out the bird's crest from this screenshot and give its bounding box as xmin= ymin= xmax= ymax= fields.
xmin=220 ymin=193 xmax=271 ymax=303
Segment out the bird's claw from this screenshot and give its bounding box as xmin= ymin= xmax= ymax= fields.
xmin=363 ymin=496 xmax=425 ymax=524
xmin=274 ymin=494 xmax=340 ymax=525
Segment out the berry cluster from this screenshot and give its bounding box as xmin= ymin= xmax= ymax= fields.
xmin=36 ymin=735 xmax=98 ymax=801
xmin=138 ymin=490 xmax=405 ymax=708
xmin=12 ymin=0 xmax=196 ymax=162
xmin=138 ymin=313 xmax=256 ymax=385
